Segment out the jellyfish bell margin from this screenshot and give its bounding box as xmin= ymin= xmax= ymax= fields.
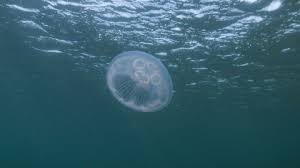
xmin=106 ymin=51 xmax=173 ymax=112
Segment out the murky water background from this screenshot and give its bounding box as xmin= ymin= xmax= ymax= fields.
xmin=0 ymin=0 xmax=300 ymax=167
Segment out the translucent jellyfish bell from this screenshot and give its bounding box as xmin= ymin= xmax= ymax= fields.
xmin=107 ymin=51 xmax=173 ymax=112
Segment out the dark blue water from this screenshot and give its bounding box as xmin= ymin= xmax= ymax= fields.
xmin=0 ymin=0 xmax=300 ymax=167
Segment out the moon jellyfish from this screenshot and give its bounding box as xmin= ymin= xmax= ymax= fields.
xmin=107 ymin=51 xmax=173 ymax=112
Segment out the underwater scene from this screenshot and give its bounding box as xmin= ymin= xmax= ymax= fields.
xmin=0 ymin=0 xmax=299 ymax=167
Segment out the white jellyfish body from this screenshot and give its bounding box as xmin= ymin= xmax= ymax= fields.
xmin=107 ymin=51 xmax=173 ymax=112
